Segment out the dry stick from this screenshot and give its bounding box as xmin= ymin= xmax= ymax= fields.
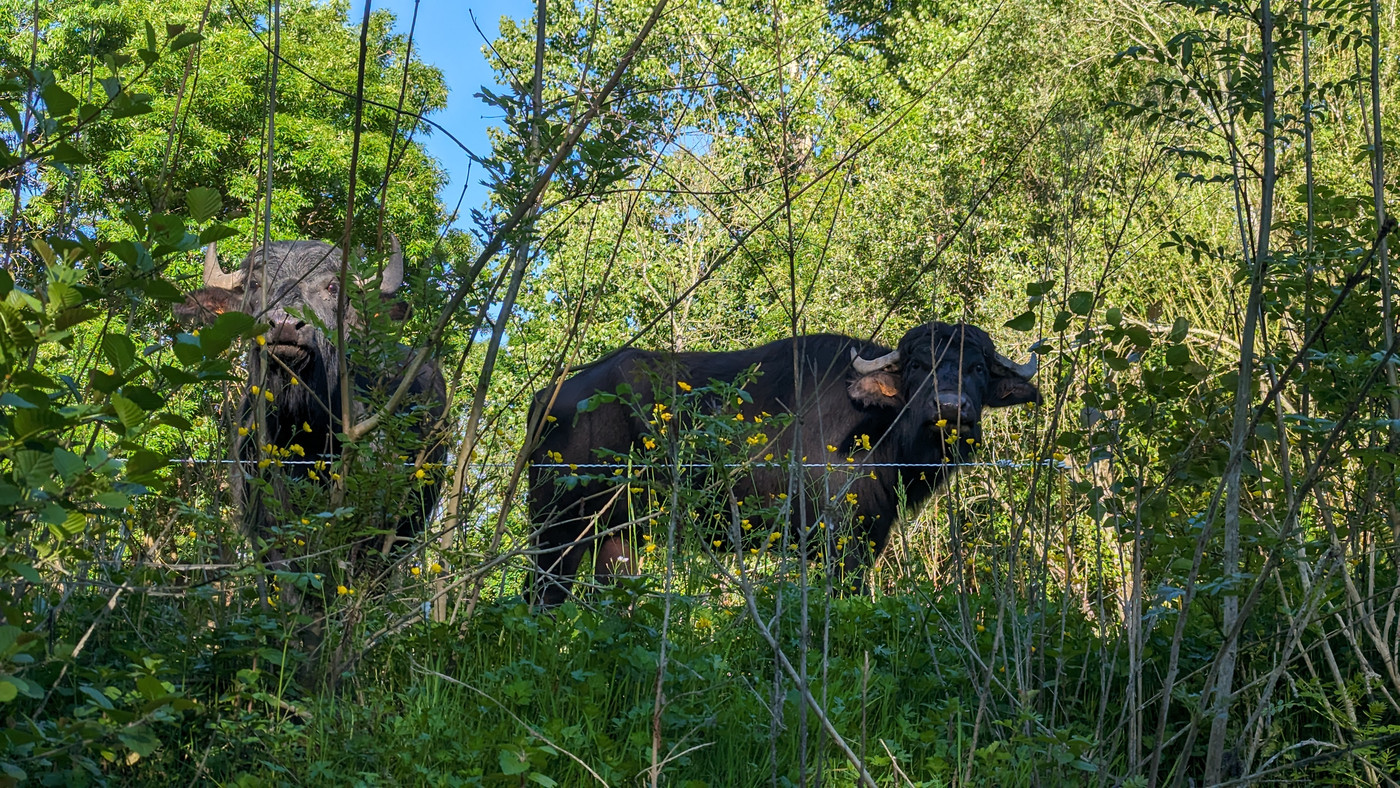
xmin=345 ymin=0 xmax=673 ymax=444
xmin=373 ymin=0 xmax=420 ymax=248
xmin=1168 ymin=327 xmax=1400 ymax=786
xmin=411 ymin=660 xmax=610 ymax=786
xmin=452 ymin=0 xmax=550 ymax=622
xmin=1205 ymin=1 xmax=1276 ymax=780
xmin=153 ymin=0 xmax=213 ymax=213
xmin=1145 ymin=220 xmax=1395 ymax=783
xmin=726 ymin=561 xmax=876 ymax=787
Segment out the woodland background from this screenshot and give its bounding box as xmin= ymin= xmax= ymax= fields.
xmin=1 ymin=0 xmax=1399 ymax=784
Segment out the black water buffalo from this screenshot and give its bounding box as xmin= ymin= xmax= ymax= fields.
xmin=526 ymin=321 xmax=1040 ymax=605
xmin=176 ymin=238 xmax=446 ymax=572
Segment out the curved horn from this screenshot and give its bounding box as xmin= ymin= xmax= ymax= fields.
xmin=379 ymin=233 xmax=404 ymax=294
xmin=202 ymin=243 xmax=242 ymax=289
xmin=354 ymin=235 xmax=405 ymax=294
xmin=994 ymin=350 xmax=1038 ymax=379
xmin=851 ymin=348 xmax=900 ymax=375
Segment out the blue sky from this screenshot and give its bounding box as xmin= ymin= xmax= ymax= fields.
xmin=377 ymin=1 xmax=522 ymax=226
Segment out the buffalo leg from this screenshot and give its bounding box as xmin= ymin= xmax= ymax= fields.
xmin=593 ymin=536 xmax=636 ymax=588
xmin=528 ymin=522 xmax=590 ymax=607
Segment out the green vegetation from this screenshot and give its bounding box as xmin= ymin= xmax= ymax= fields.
xmin=2 ymin=0 xmax=1400 ymax=784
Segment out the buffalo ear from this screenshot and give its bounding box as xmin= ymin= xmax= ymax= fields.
xmin=379 ymin=293 xmax=411 ymax=321
xmin=848 ymin=371 xmax=902 ymax=408
xmin=987 ymin=375 xmax=1041 ymax=408
xmin=173 ymin=287 xmax=241 ymax=327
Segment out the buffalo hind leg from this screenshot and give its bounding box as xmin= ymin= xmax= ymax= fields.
xmin=593 ymin=536 xmax=636 ymax=590
xmin=528 ymin=524 xmax=590 ymax=607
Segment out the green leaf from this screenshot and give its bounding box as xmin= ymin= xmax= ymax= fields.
xmin=170 ymin=31 xmax=204 ymax=51
xmin=1106 ymin=307 xmax=1122 ymax=327
xmin=48 ymin=142 xmax=88 ymax=165
xmin=103 ymin=333 xmax=137 ymax=372
xmin=200 ymin=311 xmax=256 ymax=356
xmin=185 ymin=187 xmax=222 ymax=223
xmin=136 ymin=675 xmax=166 ymax=700
xmin=0 ymin=678 xmax=18 ymax=703
xmin=1004 ymin=311 xmax=1036 ymax=332
xmin=118 ymin=725 xmax=160 ymax=758
xmin=499 ymin=749 xmax=531 ymax=775
xmin=1068 ymin=290 xmax=1095 ymax=316
xmin=1169 ymin=317 xmax=1190 ymax=343
xmin=111 ymin=394 xmax=146 ymax=431
xmin=40 ymin=83 xmax=78 ymax=117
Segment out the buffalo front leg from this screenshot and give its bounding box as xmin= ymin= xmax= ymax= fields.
xmin=594 ymin=535 xmax=637 ymax=588
xmin=527 ymin=520 xmax=591 ymax=607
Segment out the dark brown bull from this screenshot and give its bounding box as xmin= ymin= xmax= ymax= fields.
xmin=176 ymin=238 xmax=446 ymax=572
xmin=527 ymin=321 xmax=1040 ymax=605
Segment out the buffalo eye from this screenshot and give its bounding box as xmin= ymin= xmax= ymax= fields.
xmin=970 ymin=362 xmax=986 ymax=376
xmin=326 ymin=280 xmax=339 ymax=295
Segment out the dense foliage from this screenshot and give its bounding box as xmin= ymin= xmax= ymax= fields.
xmin=2 ymin=0 xmax=1400 ymax=784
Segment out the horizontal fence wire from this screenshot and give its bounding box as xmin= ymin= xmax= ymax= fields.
xmin=167 ymin=458 xmax=1069 ymax=470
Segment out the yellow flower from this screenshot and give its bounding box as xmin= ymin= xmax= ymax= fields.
xmin=336 ymin=585 xmax=349 ymax=595
xmin=256 ymin=335 xmax=266 ymax=346
xmin=300 ymin=518 xmax=309 ymax=525
xmin=257 ymin=459 xmax=271 ymax=470
xmin=763 ymin=453 xmax=774 ymax=461
xmin=264 ymin=389 xmax=274 ymax=402
xmin=415 ymin=468 xmax=426 ymax=480
xmin=769 ymin=531 xmax=782 ymax=541
xmin=976 ymin=623 xmax=986 ymax=632
xmin=250 ymin=385 xmax=260 ymax=395
xmin=237 ymin=426 xmax=249 ymax=436
xmin=302 ymin=421 xmax=312 ymax=433
xmin=643 ymin=437 xmax=657 ymax=450
xmin=777 ymin=493 xmax=787 ymax=500
xmin=644 ymin=542 xmax=658 ymax=554
xmin=845 ymin=492 xmax=858 ymax=505
xmin=307 ymin=470 xmax=319 ymax=481
xmin=965 ymin=438 xmax=975 ymax=445
xmin=749 ymin=548 xmax=759 ymax=555
xmin=1053 ymin=452 xmax=1067 ymax=462
xmin=694 ymin=612 xmax=714 ymax=630
xmin=330 ymin=473 xmax=341 ymax=482
xmin=642 ymin=533 xmax=652 ymax=541
xmin=289 ymin=444 xmax=305 ymax=456
xmin=546 ymin=414 xmax=557 ymax=422
xmin=712 ymin=540 xmax=724 ymax=548
xmin=411 ymin=566 xmax=421 ymax=576
xmin=734 ymin=413 xmax=744 ymax=421
xmin=677 ymin=381 xmax=692 ymax=392
xmin=827 ymin=444 xmax=838 ymax=453
xmin=741 ymin=519 xmax=752 ymax=530
xmin=430 ymin=562 xmax=443 ymax=574
xmin=660 ymin=412 xmax=672 ymax=421
xmin=290 ymin=377 xmax=299 ymax=386
xmin=935 ymin=418 xmax=947 ymax=428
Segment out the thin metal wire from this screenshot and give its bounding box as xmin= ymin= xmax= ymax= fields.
xmin=168 ymin=458 xmax=1067 ymax=470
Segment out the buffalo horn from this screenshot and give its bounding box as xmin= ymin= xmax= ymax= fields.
xmin=355 ymin=235 xmax=405 ymax=294
xmin=202 ymin=243 xmax=242 ymax=290
xmin=380 ymin=233 xmax=404 ymax=294
xmin=851 ymin=348 xmax=900 ymax=375
xmin=994 ymin=351 xmax=1038 ymax=379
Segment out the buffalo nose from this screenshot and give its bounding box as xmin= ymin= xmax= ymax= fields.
xmin=266 ymin=318 xmax=304 ymax=344
xmin=934 ymin=394 xmax=976 ymax=425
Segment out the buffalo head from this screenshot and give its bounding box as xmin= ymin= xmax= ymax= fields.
xmin=176 ymin=238 xmax=405 ymax=371
xmin=848 ymin=322 xmax=1040 ymax=454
